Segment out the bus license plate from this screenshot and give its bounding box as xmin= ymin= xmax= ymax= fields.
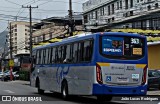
xmin=117 ymin=77 xmax=129 ymax=82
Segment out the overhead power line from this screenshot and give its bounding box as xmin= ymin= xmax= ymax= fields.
xmin=0 ymin=13 xmax=41 ymax=21
xmin=5 ymin=0 xmax=22 ymax=6
xmin=38 ymin=0 xmax=83 ymax=4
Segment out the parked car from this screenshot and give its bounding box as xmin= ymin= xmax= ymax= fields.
xmin=3 ymin=71 xmax=19 ymax=81
xmin=0 ymin=72 xmax=3 ymax=79
xmin=12 ymin=71 xmax=19 ymax=80
xmin=148 ymin=70 xmax=160 ymax=90
xmin=0 ymin=70 xmax=9 ymax=80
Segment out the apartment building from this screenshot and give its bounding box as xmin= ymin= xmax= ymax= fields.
xmin=83 ymin=0 xmax=160 ymax=29
xmin=8 ymin=21 xmax=30 ymax=56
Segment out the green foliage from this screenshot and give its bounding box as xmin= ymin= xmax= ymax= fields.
xmin=19 ymin=71 xmax=30 ymax=81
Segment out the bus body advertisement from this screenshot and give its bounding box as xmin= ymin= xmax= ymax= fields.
xmin=30 ymin=32 xmax=148 ymax=100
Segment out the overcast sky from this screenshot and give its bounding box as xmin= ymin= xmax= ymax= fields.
xmin=0 ymin=0 xmax=88 ymax=32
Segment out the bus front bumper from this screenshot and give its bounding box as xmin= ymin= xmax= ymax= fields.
xmin=92 ymin=84 xmax=147 ymax=95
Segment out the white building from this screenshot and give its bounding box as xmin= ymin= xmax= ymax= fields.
xmin=83 ymin=0 xmax=160 ymax=29
xmin=8 ymin=21 xmax=30 ymax=56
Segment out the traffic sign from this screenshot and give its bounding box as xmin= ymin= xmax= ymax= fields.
xmin=9 ymin=59 xmax=14 ymax=67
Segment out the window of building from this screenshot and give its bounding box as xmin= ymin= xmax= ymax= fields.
xmin=125 ymin=0 xmax=128 ymax=9
xmin=120 ymin=1 xmax=122 ymax=9
xmin=91 ymin=12 xmax=93 ymax=19
xmin=15 ymin=33 xmax=17 ymax=36
xmin=117 ymin=2 xmax=119 ymax=10
xmin=14 ymin=29 xmax=17 ymax=32
xmin=88 ymin=14 xmax=90 ymax=20
xmin=130 ymin=0 xmax=133 ymax=8
xmin=148 ymin=5 xmax=151 ymax=10
xmin=84 ymin=15 xmax=88 ymax=23
xmin=155 ymin=3 xmax=158 ymax=9
xmin=108 ymin=5 xmax=110 ymax=15
xmin=100 ymin=7 xmax=105 ymax=16
xmin=112 ymin=4 xmax=114 ymax=14
xmin=95 ymin=11 xmax=98 ymax=20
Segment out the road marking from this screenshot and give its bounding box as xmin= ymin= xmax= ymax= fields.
xmin=4 ymin=90 xmax=15 ymax=94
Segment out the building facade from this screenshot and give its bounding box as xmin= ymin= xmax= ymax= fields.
xmin=32 ymin=16 xmax=83 ymax=45
xmin=8 ymin=21 xmax=30 ymax=56
xmin=83 ymin=0 xmax=160 ymax=29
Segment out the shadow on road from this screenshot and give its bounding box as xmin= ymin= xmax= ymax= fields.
xmin=33 ymin=92 xmax=127 ymax=104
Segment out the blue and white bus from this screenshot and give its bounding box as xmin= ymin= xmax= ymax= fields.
xmin=30 ymin=32 xmax=148 ymax=101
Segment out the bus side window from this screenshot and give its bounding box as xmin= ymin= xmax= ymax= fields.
xmin=77 ymin=42 xmax=84 ymax=62
xmin=36 ymin=50 xmax=39 ymax=64
xmin=62 ymin=45 xmax=67 ymax=63
xmin=45 ymin=48 xmax=49 ymax=64
xmin=89 ymin=40 xmax=94 ymax=61
xmin=39 ymin=49 xmax=43 ymax=64
xmin=73 ymin=43 xmax=78 ymax=63
xmin=83 ymin=40 xmax=93 ymax=61
xmin=65 ymin=44 xmax=71 ymax=63
xmin=51 ymin=47 xmax=56 ymax=63
xmin=42 ymin=49 xmax=46 ymax=64
xmin=58 ymin=46 xmax=62 ymax=63
xmin=48 ymin=48 xmax=51 ymax=64
xmin=83 ymin=41 xmax=89 ymax=61
xmin=55 ymin=47 xmax=58 ymax=63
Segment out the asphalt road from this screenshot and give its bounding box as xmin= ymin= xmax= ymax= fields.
xmin=0 ymin=80 xmax=160 ymax=104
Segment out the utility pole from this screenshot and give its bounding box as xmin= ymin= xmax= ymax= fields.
xmin=9 ymin=22 xmax=12 ymax=59
xmin=68 ymin=0 xmax=73 ymax=36
xmin=22 ymin=5 xmax=38 ymax=57
xmin=9 ymin=21 xmax=13 ymax=81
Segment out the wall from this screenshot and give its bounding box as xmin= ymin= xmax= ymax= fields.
xmin=148 ymin=44 xmax=160 ymax=69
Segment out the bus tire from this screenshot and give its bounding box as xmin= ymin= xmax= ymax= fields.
xmin=61 ymin=81 xmax=69 ymax=100
xmin=36 ymin=78 xmax=44 ymax=94
xmin=97 ymin=95 xmax=112 ymax=101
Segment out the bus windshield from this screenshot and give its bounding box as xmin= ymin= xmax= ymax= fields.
xmin=100 ymin=35 xmax=145 ymax=60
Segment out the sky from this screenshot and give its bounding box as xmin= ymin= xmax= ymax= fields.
xmin=0 ymin=0 xmax=88 ymax=33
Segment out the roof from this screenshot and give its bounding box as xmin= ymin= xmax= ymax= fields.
xmin=33 ymin=32 xmax=146 ymax=50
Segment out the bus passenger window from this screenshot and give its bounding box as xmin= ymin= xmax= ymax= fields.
xmin=83 ymin=40 xmax=93 ymax=62
xmin=73 ymin=43 xmax=78 ymax=63
xmin=62 ymin=46 xmax=67 ymax=63
xmin=58 ymin=46 xmax=62 ymax=63
xmin=36 ymin=50 xmax=39 ymax=64
xmin=65 ymin=45 xmax=71 ymax=63
xmin=78 ymin=42 xmax=84 ymax=62
xmin=51 ymin=48 xmax=56 ymax=63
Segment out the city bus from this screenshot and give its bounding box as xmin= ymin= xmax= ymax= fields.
xmin=30 ymin=32 xmax=148 ymax=101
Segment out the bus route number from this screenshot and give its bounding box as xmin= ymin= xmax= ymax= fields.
xmin=131 ymin=38 xmax=140 ymax=44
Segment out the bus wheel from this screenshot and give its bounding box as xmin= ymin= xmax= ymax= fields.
xmin=61 ymin=81 xmax=69 ymax=100
xmin=97 ymin=95 xmax=112 ymax=101
xmin=36 ymin=79 xmax=44 ymax=94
